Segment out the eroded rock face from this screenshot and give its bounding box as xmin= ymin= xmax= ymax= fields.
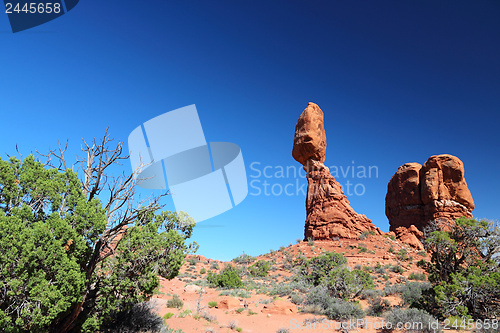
xmin=394 ymin=225 xmax=424 ymax=251
xmin=293 ymin=103 xmax=381 ymax=240
xmin=292 ymin=102 xmax=327 ymax=166
xmin=386 ymin=154 xmax=474 ymax=233
xmin=304 ymin=160 xmax=381 ymax=239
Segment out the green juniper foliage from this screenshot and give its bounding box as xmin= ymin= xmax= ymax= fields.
xmin=0 ymin=146 xmax=197 ymax=332
xmin=418 ymin=217 xmax=500 ymax=320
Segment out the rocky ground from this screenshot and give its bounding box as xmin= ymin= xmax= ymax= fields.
xmin=150 ymin=234 xmax=461 ymax=333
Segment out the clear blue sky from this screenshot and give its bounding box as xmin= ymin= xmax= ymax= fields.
xmin=1 ymin=1 xmax=499 ymax=261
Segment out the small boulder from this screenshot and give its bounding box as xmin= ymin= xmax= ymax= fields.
xmin=261 ymin=300 xmax=297 ymax=315
xmin=216 ymin=297 xmax=241 ymax=310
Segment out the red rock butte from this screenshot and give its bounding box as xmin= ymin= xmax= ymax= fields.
xmin=386 ymin=154 xmax=474 ymax=233
xmin=292 ymin=102 xmax=382 ymax=240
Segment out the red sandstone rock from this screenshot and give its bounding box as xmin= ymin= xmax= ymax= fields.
xmin=292 ymin=102 xmax=327 ymax=166
xmin=292 ymin=103 xmax=381 ymax=240
xmin=217 ymin=297 xmax=241 ymax=310
xmin=386 ymin=154 xmax=474 ymax=233
xmin=304 ymin=160 xmax=381 ymax=239
xmin=386 ymin=163 xmax=424 ymax=230
xmin=394 ymin=225 xmax=424 ymax=250
xmin=261 ymin=300 xmax=297 ymax=315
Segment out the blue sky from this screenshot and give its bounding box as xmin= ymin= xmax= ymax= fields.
xmin=1 ymin=1 xmax=499 ymax=261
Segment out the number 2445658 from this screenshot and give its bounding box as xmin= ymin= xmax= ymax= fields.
xmin=5 ymin=2 xmax=62 ymax=14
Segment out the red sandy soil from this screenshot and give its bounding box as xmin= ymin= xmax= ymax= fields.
xmin=151 ymin=235 xmax=461 ymax=333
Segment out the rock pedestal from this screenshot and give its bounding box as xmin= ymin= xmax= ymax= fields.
xmin=293 ymin=103 xmax=381 ymax=240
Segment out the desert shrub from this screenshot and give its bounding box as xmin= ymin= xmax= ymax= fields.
xmin=232 ymin=253 xmax=256 ymax=265
xmin=304 ymin=285 xmax=333 ymax=309
xmin=188 ymin=258 xmax=198 ymax=265
xmin=359 ymin=231 xmax=370 ymax=240
xmin=268 ymin=283 xmax=293 ymax=297
xmin=163 ymin=312 xmax=174 ymax=320
xmin=164 ymin=326 xmax=186 ymax=333
xmin=417 ymin=259 xmax=427 ymax=267
xmin=384 ymin=308 xmax=440 ymax=333
xmin=368 ymin=297 xmax=391 ymax=316
xmin=249 ymin=260 xmax=271 ymax=277
xmin=361 ymin=289 xmax=384 ymax=300
xmin=200 ymin=268 xmax=207 ymax=274
xmin=100 ymin=302 xmax=165 ymax=333
xmin=375 ymin=263 xmax=387 ymax=275
xmin=277 ymin=328 xmax=290 ymax=333
xmin=297 ymin=252 xmax=347 ymax=286
xmin=227 ymin=320 xmax=238 ymax=329
xmin=307 ymin=237 xmax=315 ymax=246
xmin=207 ymin=265 xmax=243 ymax=288
xmin=218 ymin=289 xmax=250 ymax=298
xmin=325 ymin=267 xmax=374 ymax=300
xmin=208 ymin=301 xmax=217 ymax=308
xmin=293 ymin=254 xmax=308 ymax=267
xmin=386 ymin=234 xmax=396 ymax=241
xmin=210 ymin=261 xmax=220 ymax=270
xmin=289 ymin=292 xmax=304 ymax=305
xmin=177 ymin=309 xmax=192 ymax=318
xmin=384 ymin=283 xmax=404 ymax=296
xmin=166 ymin=295 xmax=184 ymax=309
xmin=389 ymin=246 xmax=395 ymax=253
xmin=419 ymin=218 xmax=500 ymax=319
xmin=358 ymin=245 xmax=368 ymax=253
xmin=390 ymin=264 xmax=404 ymax=274
xmin=402 ymin=282 xmax=431 ymax=306
xmin=398 ymin=248 xmax=409 ymax=261
xmin=0 ymin=154 xmax=196 ymax=332
xmin=324 ymin=299 xmax=365 ymax=321
xmin=409 ymin=272 xmax=426 ymax=281
xmin=200 ymin=311 xmax=216 ymax=322
xmin=301 ymin=304 xmax=324 ymax=315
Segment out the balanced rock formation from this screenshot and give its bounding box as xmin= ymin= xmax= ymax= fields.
xmin=386 ymin=154 xmax=474 ymax=234
xmin=292 ymin=102 xmax=327 ymax=165
xmin=293 ymin=103 xmax=382 ymax=240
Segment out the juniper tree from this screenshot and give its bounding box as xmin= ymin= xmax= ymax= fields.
xmin=0 ymin=131 xmax=197 ymax=332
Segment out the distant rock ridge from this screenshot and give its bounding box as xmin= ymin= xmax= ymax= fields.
xmin=293 ymin=102 xmax=382 ymax=240
xmin=386 ymin=154 xmax=474 ymax=247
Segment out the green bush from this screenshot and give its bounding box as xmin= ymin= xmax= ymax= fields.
xmin=398 ymin=248 xmax=409 ymax=261
xmin=163 ymin=312 xmax=174 ymax=320
xmin=207 ymin=265 xmax=243 ymax=288
xmin=289 ymin=292 xmax=304 ymax=305
xmin=166 ymin=295 xmax=184 ymax=309
xmin=390 ymin=264 xmax=404 ymax=274
xmin=297 ymin=252 xmax=347 ymax=286
xmin=200 ymin=267 xmax=206 ymax=274
xmin=384 ymin=308 xmax=440 ymax=333
xmin=420 ymin=218 xmax=500 ymax=319
xmin=402 ymin=282 xmax=431 ymax=306
xmin=249 ymin=260 xmax=271 ymax=277
xmin=324 ymin=299 xmax=365 ymax=321
xmin=325 ymin=267 xmax=374 ymax=300
xmin=100 ymin=302 xmax=166 ymax=333
xmin=208 ymin=301 xmax=217 ymax=308
xmin=359 ymin=231 xmax=370 ymax=240
xmin=409 ymin=272 xmax=426 ymax=281
xmin=0 ymin=154 xmax=196 ymax=332
xmin=368 ymin=297 xmax=391 ymax=316
xmin=232 ymin=253 xmax=256 ymax=265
